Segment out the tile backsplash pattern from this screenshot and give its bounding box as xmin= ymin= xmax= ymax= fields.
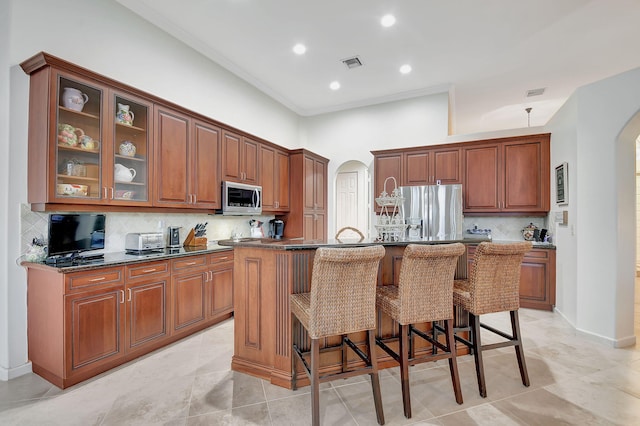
xmin=20 ymin=203 xmax=549 ymax=258
xmin=462 ymin=216 xmax=549 ymax=241
xmin=19 ymin=204 xmax=274 ymax=256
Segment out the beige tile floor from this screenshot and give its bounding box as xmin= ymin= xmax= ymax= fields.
xmin=2 ymin=298 xmax=640 ymax=425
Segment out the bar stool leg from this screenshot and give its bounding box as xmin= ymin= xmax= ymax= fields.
xmin=444 ymin=319 xmax=463 ymax=404
xmin=510 ymin=310 xmax=530 ymax=387
xmin=311 ymin=338 xmax=320 ymax=426
xmin=367 ymin=330 xmax=385 ymax=425
xmin=470 ymin=314 xmax=487 ymax=398
xmin=399 ymin=323 xmax=412 ymax=418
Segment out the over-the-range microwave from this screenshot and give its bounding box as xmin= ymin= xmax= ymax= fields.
xmin=222 ymin=181 xmax=262 ymax=215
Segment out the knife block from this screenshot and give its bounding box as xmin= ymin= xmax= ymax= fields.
xmin=183 ymin=228 xmax=207 ymax=247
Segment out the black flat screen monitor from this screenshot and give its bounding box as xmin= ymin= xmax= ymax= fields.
xmin=48 ymin=213 xmax=106 ymax=256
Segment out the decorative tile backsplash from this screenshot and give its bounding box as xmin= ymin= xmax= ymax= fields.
xmin=19 ymin=204 xmax=274 ymax=256
xmin=20 ymin=203 xmax=549 ymax=257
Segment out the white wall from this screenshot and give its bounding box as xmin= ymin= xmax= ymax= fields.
xmin=0 ymin=0 xmax=13 ymax=380
xmin=547 ymin=67 xmax=640 ymax=347
xmin=301 ymin=94 xmax=450 ymax=235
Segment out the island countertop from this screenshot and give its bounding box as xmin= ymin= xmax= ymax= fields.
xmin=218 ymin=235 xmax=490 ymax=250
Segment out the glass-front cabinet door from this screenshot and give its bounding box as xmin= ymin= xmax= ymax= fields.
xmin=55 ymin=75 xmax=104 ymax=202
xmin=108 ymin=92 xmax=152 ymax=205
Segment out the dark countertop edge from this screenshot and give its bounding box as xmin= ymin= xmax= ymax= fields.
xmin=217 ymin=237 xmax=493 ymax=250
xmin=22 ymin=245 xmax=233 ymax=272
xmin=466 ymin=239 xmax=556 ymax=250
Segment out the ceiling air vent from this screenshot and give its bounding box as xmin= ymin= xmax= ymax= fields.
xmin=526 ymin=87 xmax=546 ymax=97
xmin=342 ymin=56 xmax=363 ymax=69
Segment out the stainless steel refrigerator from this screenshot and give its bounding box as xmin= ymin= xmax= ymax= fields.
xmin=399 ymin=184 xmax=463 ymax=241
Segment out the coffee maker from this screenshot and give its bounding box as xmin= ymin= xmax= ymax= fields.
xmin=269 ymin=219 xmax=285 ymax=239
xmin=167 ymin=226 xmax=181 ymax=248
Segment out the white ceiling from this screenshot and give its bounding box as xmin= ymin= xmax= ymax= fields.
xmin=116 ymin=0 xmax=640 ymax=135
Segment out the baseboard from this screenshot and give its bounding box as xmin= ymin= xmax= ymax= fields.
xmin=554 ymin=308 xmax=636 ymax=348
xmin=0 ymin=361 xmax=32 ymax=381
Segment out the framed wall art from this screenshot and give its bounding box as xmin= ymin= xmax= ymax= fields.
xmin=555 ymin=162 xmax=568 ymax=205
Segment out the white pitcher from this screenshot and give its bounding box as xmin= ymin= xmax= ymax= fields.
xmin=62 ymin=87 xmax=89 ymax=112
xmin=114 ymin=163 xmax=136 ymax=182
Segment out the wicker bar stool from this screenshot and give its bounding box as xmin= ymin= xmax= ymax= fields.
xmin=452 ymin=241 xmax=533 ymax=398
xmin=290 ymin=245 xmax=386 ymax=426
xmin=375 ymin=243 xmax=466 ymax=419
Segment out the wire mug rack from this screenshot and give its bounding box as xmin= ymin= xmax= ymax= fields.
xmin=374 ymin=176 xmax=406 ymax=241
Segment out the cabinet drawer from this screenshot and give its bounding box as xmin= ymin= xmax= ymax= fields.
xmin=66 ymin=267 xmax=124 ymax=292
xmin=524 ymin=248 xmax=550 ymax=260
xmin=126 ymin=261 xmax=170 ymax=281
xmin=172 ymin=255 xmax=207 ymax=271
xmin=209 ymin=251 xmax=233 ymax=266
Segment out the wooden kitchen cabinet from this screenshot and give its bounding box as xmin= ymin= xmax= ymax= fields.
xmin=463 ymin=134 xmax=550 ymax=215
xmin=286 ymin=149 xmax=328 ymax=240
xmin=21 ymin=54 xmax=154 ymax=209
xmin=372 ymin=146 xmax=462 ymax=212
xmin=260 ymin=145 xmax=290 ymax=212
xmin=171 ymin=255 xmax=208 ymax=334
xmin=221 ymin=130 xmax=259 ymax=184
xmin=466 ymin=244 xmax=556 ymax=311
xmin=124 ymin=261 xmax=170 ymax=353
xmin=207 ymin=251 xmax=234 ymax=317
xmin=25 ymin=250 xmax=234 ymax=388
xmin=404 ymin=147 xmax=462 ymax=186
xmin=154 ymin=107 xmax=221 ymax=209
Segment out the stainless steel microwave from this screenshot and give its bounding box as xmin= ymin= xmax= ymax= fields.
xmin=222 ymin=181 xmax=262 ymax=215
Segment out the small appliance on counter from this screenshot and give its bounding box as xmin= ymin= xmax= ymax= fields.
xmin=167 ymin=226 xmax=181 ymax=248
xmin=249 ymin=219 xmax=264 ymax=238
xmin=268 ymin=219 xmax=285 ymax=239
xmin=125 ymin=232 xmax=164 ymax=254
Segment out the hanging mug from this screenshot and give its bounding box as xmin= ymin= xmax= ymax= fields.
xmin=62 ymin=87 xmax=89 ymax=112
xmin=116 ymin=103 xmax=135 ymax=126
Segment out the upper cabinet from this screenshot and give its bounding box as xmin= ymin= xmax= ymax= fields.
xmin=372 ymin=133 xmax=550 ymax=216
xmin=259 ymin=144 xmax=290 ymax=212
xmin=463 ymin=134 xmax=550 ymax=215
xmin=286 ymin=149 xmax=328 ymax=240
xmin=22 ymin=59 xmax=154 ymax=208
xmin=221 ymin=131 xmax=258 ymax=184
xmin=153 ymin=106 xmax=221 ymax=209
xmin=372 ymin=146 xmax=462 ymax=212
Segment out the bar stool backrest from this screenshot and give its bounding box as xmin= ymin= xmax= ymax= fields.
xmin=309 ymin=245 xmax=385 ymax=339
xmin=396 ymin=243 xmax=465 ymax=324
xmin=467 ymin=242 xmax=533 ymax=315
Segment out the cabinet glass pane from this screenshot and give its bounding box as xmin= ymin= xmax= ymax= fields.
xmin=56 ymin=77 xmax=102 ymax=200
xmin=113 ymin=95 xmax=149 ymax=202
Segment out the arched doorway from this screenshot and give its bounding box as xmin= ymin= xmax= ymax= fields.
xmin=334 ymin=160 xmax=370 ymax=239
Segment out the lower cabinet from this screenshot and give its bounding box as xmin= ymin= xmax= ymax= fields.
xmin=26 ymin=250 xmax=233 ymax=389
xmin=466 ymin=245 xmax=556 ymax=311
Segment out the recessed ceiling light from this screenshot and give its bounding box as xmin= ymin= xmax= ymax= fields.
xmin=292 ymin=43 xmax=307 ymax=55
xmin=399 ymin=64 xmax=412 ymax=74
xmin=329 ymin=81 xmax=340 ymax=90
xmin=381 ymin=14 xmax=396 ymax=27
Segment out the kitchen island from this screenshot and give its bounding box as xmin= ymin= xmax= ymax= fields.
xmin=219 ymin=236 xmax=479 ymax=389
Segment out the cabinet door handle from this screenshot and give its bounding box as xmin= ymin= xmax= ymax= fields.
xmin=184 ymin=261 xmax=197 ymax=266
xmin=127 ymin=288 xmax=132 ymax=302
xmin=89 ymin=277 xmax=106 ymax=282
xmin=204 ymin=271 xmax=208 ymax=282
xmin=103 ymin=187 xmax=107 ymax=198
xmin=110 ymin=187 xmax=114 ymax=199
xmin=120 ymin=290 xmax=125 ymax=304
xmin=218 ymin=257 xmax=228 ymax=261
xmin=209 ymin=271 xmax=213 ymax=281
xmin=192 ymin=194 xmax=197 ymax=204
xmin=142 ymin=268 xmax=157 ymax=273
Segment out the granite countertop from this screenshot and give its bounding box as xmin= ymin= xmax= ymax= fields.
xmin=25 ymin=243 xmax=232 ymax=272
xmin=218 ymin=235 xmax=492 ymax=250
